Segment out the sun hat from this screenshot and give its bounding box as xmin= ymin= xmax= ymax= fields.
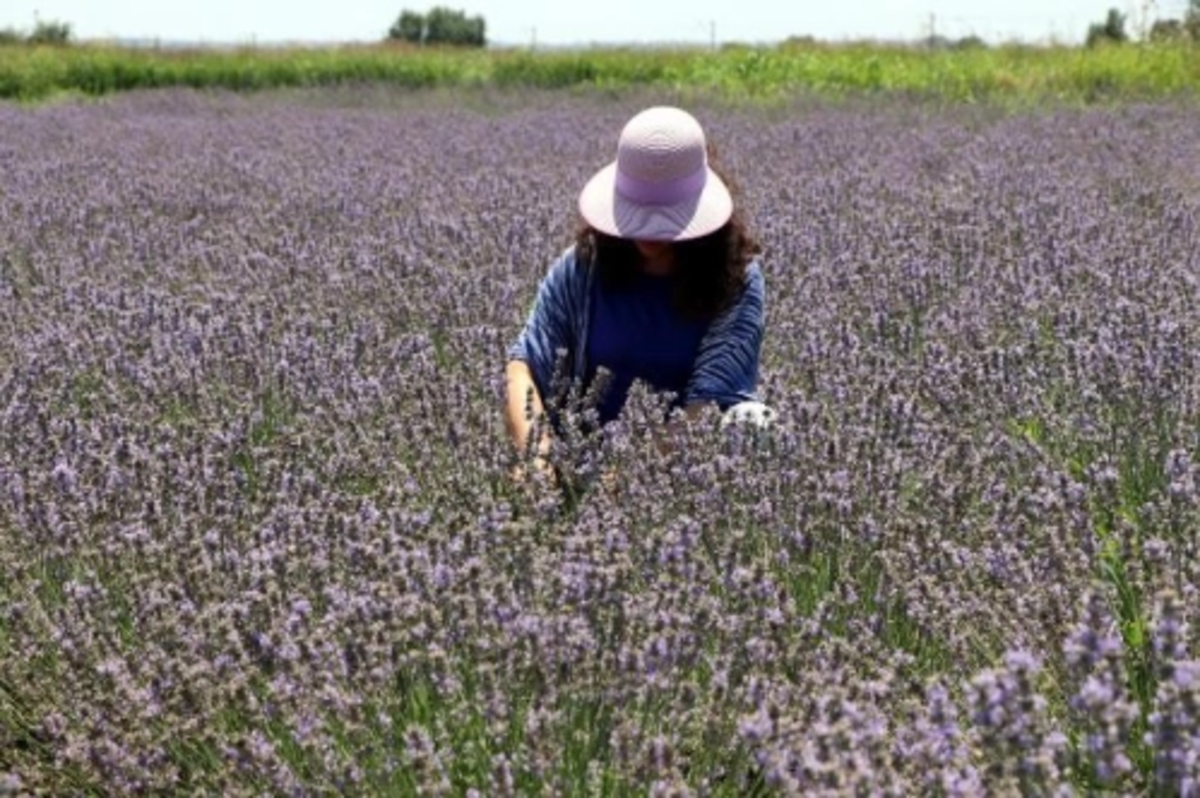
xmin=578 ymin=106 xmax=733 ymax=242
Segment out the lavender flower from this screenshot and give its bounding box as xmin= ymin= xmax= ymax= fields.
xmin=2 ymin=88 xmax=1200 ymax=794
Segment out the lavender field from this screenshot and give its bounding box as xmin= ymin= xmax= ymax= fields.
xmin=2 ymin=88 xmax=1200 ymax=794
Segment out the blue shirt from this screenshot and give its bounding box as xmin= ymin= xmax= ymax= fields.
xmin=508 ymin=245 xmax=765 ymax=426
xmin=586 ymin=270 xmax=709 ymax=423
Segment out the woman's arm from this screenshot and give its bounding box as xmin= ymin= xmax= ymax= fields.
xmin=504 ymin=249 xmax=583 ymax=477
xmin=685 ymin=260 xmax=766 ymax=410
xmin=504 ymin=359 xmax=552 ymax=463
xmin=647 ymin=265 xmax=766 ymax=457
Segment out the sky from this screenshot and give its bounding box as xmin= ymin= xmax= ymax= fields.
xmin=1 ymin=1 xmax=1190 ymax=47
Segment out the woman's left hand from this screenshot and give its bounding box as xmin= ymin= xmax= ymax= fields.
xmin=510 ymin=455 xmax=557 ymax=489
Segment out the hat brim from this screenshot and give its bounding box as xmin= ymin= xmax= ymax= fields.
xmin=578 ymin=162 xmax=733 ymax=242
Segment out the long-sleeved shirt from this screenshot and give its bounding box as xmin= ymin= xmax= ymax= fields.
xmin=508 ymin=245 xmax=766 ymax=425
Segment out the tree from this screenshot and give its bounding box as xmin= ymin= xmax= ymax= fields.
xmin=386 ymin=7 xmax=486 ymax=47
xmin=1146 ymin=0 xmax=1199 ymax=43
xmin=1145 ymin=0 xmax=1200 ymax=43
xmin=1150 ymin=18 xmax=1185 ymax=42
xmin=1085 ymin=7 xmax=1127 ymax=47
xmin=1187 ymin=0 xmax=1200 ymax=41
xmin=27 ymin=19 xmax=72 ymax=45
xmin=424 ymin=6 xmax=484 ymax=47
xmin=388 ymin=10 xmax=425 ymax=44
xmin=950 ymin=35 xmax=988 ymax=51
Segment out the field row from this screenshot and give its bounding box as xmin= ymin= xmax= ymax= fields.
xmin=3 ymin=90 xmax=1200 ymax=793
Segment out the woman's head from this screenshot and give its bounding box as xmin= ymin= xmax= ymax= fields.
xmin=577 ymin=106 xmax=734 ymax=243
xmin=575 ymin=106 xmax=760 ymax=319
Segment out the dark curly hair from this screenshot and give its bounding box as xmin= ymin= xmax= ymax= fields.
xmin=573 ymin=149 xmax=761 ymax=321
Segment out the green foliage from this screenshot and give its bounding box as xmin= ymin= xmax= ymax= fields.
xmin=27 ymin=19 xmax=72 ymax=46
xmin=950 ymin=35 xmax=988 ymax=51
xmin=4 ymin=41 xmax=1200 ymax=103
xmin=386 ymin=6 xmax=485 ymax=48
xmin=1086 ymin=8 xmax=1128 ymax=48
xmin=1149 ymin=0 xmax=1200 ymax=43
xmin=425 ymin=7 xmax=484 ymax=47
xmin=0 ymin=18 xmax=73 ymax=47
xmin=388 ymin=10 xmax=425 ymax=44
xmin=1150 ymin=19 xmax=1188 ymax=43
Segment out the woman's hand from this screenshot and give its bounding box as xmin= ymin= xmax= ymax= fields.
xmin=510 ymin=455 xmax=557 ymax=489
xmin=504 ymin=360 xmax=557 ymax=487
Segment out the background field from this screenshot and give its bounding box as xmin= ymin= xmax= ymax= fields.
xmin=3 ymin=84 xmax=1200 ymax=793
xmin=3 ymin=40 xmax=1200 ymax=103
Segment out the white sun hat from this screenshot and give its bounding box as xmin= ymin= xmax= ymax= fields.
xmin=578 ymin=106 xmax=734 ymax=242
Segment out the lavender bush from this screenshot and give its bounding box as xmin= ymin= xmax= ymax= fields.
xmin=2 ymin=88 xmax=1200 ymax=794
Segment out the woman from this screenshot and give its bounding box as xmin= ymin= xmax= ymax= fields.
xmin=504 ymin=106 xmax=770 ymax=480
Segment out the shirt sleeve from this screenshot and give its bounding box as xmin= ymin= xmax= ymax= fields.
xmin=507 ymin=249 xmax=581 ymax=402
xmin=685 ymin=260 xmax=766 ymax=410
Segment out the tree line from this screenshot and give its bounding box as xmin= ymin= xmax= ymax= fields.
xmin=0 ymin=19 xmax=72 ymax=46
xmin=0 ymin=9 xmax=488 ymax=49
xmin=12 ymin=6 xmax=1200 ymax=52
xmin=1088 ymin=1 xmax=1200 ymax=46
xmin=387 ymin=7 xmax=486 ymax=48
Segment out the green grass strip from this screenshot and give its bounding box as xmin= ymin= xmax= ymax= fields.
xmin=3 ymin=41 xmax=1200 ymax=104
